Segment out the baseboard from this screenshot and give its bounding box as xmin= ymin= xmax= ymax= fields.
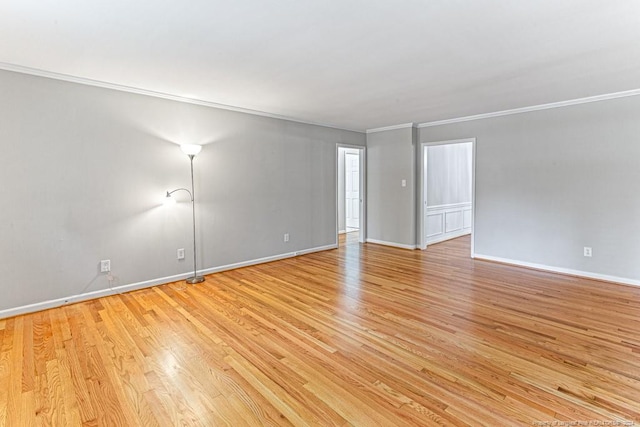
xmin=296 ymin=243 xmax=338 ymax=255
xmin=0 ymin=243 xmax=338 ymax=320
xmin=0 ymin=273 xmax=192 ymax=320
xmin=426 ymin=230 xmax=471 ymax=246
xmin=339 ymin=230 xmax=347 ymax=234
xmin=198 ymin=243 xmax=338 ymax=276
xmin=474 ymin=253 xmax=640 ymax=288
xmin=366 ymin=238 xmax=416 ymax=250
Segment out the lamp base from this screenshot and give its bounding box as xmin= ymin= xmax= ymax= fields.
xmin=186 ymin=276 xmax=205 ymax=284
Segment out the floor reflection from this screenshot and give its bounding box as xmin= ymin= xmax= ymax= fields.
xmin=338 ymin=230 xmax=362 ymax=314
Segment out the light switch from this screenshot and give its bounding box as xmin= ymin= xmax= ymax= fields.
xmin=401 ymin=179 xmax=407 ymax=187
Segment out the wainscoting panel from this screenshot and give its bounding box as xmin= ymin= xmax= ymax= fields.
xmin=426 ymin=213 xmax=444 ymax=237
xmin=463 ymin=208 xmax=472 ymax=229
xmin=445 ymin=210 xmax=463 ymax=233
xmin=426 ymin=202 xmax=472 ymax=245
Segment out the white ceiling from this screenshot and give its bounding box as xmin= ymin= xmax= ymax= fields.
xmin=1 ymin=0 xmax=639 ymax=132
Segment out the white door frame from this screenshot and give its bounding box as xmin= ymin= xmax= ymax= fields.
xmin=336 ymin=144 xmax=366 ymax=244
xmin=418 ymin=138 xmax=476 ymax=257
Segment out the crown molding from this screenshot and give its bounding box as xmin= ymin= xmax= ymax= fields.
xmin=417 ymin=89 xmax=640 ymax=128
xmin=6 ymin=61 xmax=638 ymax=134
xmin=366 ymin=122 xmax=416 ymax=134
xmin=0 ymin=62 xmax=363 ymax=134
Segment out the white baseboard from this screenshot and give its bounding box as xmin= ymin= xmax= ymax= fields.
xmin=338 ymin=230 xmax=347 ymax=234
xmin=366 ymin=238 xmax=416 ymax=250
xmin=474 ymin=253 xmax=640 ymax=288
xmin=0 ymin=274 xmax=190 ymax=320
xmin=296 ymin=244 xmax=338 ymax=256
xmin=0 ymin=244 xmax=338 ymax=320
xmin=198 ymin=243 xmax=338 ymax=276
xmin=426 ymin=230 xmax=471 ymax=246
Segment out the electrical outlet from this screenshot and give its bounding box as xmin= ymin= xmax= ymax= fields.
xmin=583 ymin=247 xmax=592 ymax=257
xmin=177 ymin=248 xmax=185 ymax=260
xmin=100 ymin=259 xmax=111 ymax=272
xmin=284 ymin=233 xmax=290 ymax=242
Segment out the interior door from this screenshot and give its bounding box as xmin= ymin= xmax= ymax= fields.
xmin=345 ymin=152 xmax=360 ymax=229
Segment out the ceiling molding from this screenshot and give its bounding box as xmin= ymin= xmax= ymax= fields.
xmin=0 ymin=62 xmax=364 ymax=134
xmin=417 ymin=88 xmax=640 ymax=128
xmin=4 ymin=62 xmax=640 ymax=135
xmin=366 ymin=122 xmax=416 ymax=134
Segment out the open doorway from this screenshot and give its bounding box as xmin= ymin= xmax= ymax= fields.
xmin=337 ymin=145 xmax=365 ymax=246
xmin=420 ymin=138 xmax=475 ymax=254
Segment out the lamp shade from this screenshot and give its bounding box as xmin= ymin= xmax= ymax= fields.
xmin=180 ymin=144 xmax=202 ymax=156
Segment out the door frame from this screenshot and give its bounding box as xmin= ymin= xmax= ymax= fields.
xmin=418 ymin=138 xmax=476 ymax=257
xmin=336 ymin=144 xmax=366 ymax=244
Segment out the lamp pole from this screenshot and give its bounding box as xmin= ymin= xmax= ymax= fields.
xmin=166 ymin=144 xmax=205 ymax=285
xmin=186 ymin=153 xmax=204 ymax=284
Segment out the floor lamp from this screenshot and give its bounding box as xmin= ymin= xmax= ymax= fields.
xmin=166 ymin=144 xmax=205 ymax=284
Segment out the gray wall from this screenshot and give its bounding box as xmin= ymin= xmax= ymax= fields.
xmin=0 ymin=69 xmax=364 ymax=313
xmin=366 ymin=127 xmax=416 ymax=247
xmin=426 ymin=142 xmax=472 ymax=206
xmin=419 ymin=95 xmax=640 ymax=281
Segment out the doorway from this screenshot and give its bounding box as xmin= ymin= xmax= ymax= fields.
xmin=420 ymin=138 xmax=475 ymax=254
xmin=337 ymin=145 xmax=365 ymax=245
xmin=345 ymin=150 xmax=360 ymax=232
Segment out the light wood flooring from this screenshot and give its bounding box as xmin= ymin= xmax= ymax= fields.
xmin=1 ymin=235 xmax=639 ymax=426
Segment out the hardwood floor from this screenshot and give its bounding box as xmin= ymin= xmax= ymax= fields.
xmin=1 ymin=236 xmax=639 ymax=426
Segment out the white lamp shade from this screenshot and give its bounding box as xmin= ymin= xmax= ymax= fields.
xmin=180 ymin=144 xmax=202 ymax=156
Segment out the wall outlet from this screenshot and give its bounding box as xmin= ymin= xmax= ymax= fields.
xmin=284 ymin=233 xmax=290 ymax=242
xmin=177 ymin=248 xmax=185 ymax=260
xmin=100 ymin=259 xmax=111 ymax=273
xmin=401 ymin=179 xmax=407 ymax=187
xmin=583 ymin=247 xmax=592 ymax=257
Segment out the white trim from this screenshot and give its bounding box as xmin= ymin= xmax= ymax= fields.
xmin=420 ymin=137 xmax=475 ymax=146
xmin=474 ymin=254 xmax=640 ymax=288
xmin=366 ymin=123 xmax=415 ymax=134
xmin=470 ymin=141 xmax=476 ymax=258
xmin=366 ymin=238 xmax=416 ymax=250
xmin=0 ymin=244 xmax=336 ymax=320
xmin=294 ymin=244 xmax=338 ymax=256
xmin=0 ymin=62 xmax=363 ymax=134
xmin=0 ymin=274 xmax=187 ymax=319
xmin=426 ymin=202 xmax=473 ymax=210
xmin=419 ymin=143 xmax=428 ymax=250
xmin=358 ymin=147 xmax=367 ymax=244
xmin=335 ymin=143 xmax=366 ymax=150
xmin=426 ymin=230 xmax=471 ymax=245
xmin=417 ymin=88 xmax=640 ymax=128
